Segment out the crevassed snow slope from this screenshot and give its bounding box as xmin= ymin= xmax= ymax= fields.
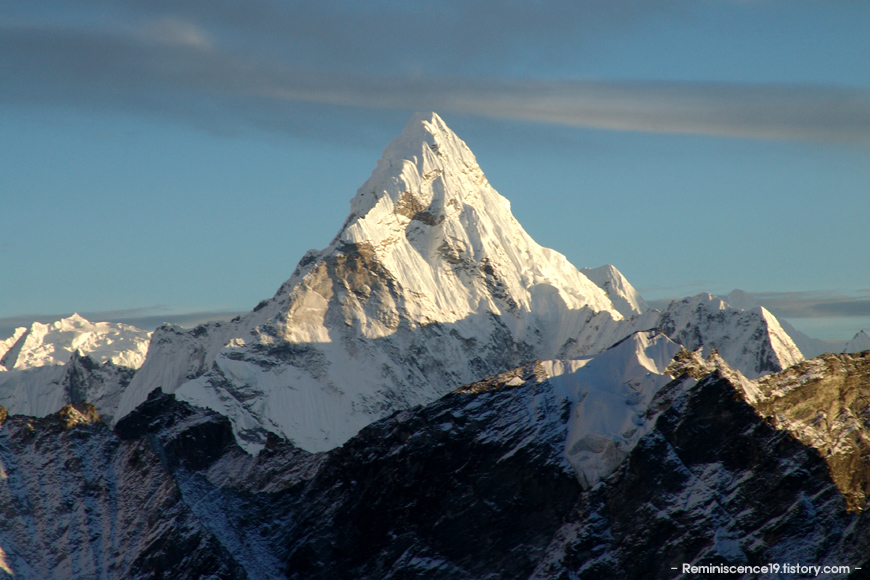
xmin=117 ymin=112 xmax=631 ymax=453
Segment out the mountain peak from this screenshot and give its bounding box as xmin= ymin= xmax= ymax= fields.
xmin=332 ymin=112 xmax=617 ymax=326
xmin=392 ymin=111 xmax=454 ymax=148
xmin=121 ymin=112 xmax=628 ymax=452
xmin=724 ymin=289 xmax=759 ymax=311
xmin=844 ymin=330 xmax=870 ymax=353
xmin=115 ymin=112 xmax=814 ymax=454
xmin=346 ymin=111 xmax=482 ymax=225
xmin=581 ymin=265 xmax=648 ymax=318
xmin=0 ymin=315 xmax=151 ymax=371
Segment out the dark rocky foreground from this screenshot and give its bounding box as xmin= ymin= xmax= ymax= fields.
xmin=1 ymin=357 xmax=869 ymax=579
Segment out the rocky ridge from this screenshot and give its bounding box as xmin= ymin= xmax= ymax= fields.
xmin=0 ymin=400 xmax=247 ymax=579
xmin=1 ymin=329 xmax=868 ymax=579
xmin=4 ymin=339 xmax=867 ymax=579
xmin=753 ymin=350 xmax=870 ymax=511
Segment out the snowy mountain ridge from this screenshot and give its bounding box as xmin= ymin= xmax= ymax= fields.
xmin=580 ymin=264 xmax=648 ymax=318
xmin=117 ymin=112 xmax=640 ymax=453
xmin=0 ymin=313 xmax=150 ymax=371
xmin=722 ymin=289 xmax=845 ymax=358
xmin=0 ymin=112 xmax=865 ymax=580
xmin=0 ymin=114 xmax=807 ymax=454
xmin=0 ymin=315 xmax=148 ymax=420
xmin=111 ymin=113 xmax=807 ymax=454
xmin=540 ymin=330 xmax=683 ymax=488
xmin=1 ymin=328 xmax=867 ymax=579
xmin=658 ymin=292 xmax=803 ymax=379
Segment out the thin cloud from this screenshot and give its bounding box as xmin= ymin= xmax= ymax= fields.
xmin=745 ymin=291 xmax=870 ymax=319
xmin=136 ymin=17 xmax=214 ymax=51
xmin=2 ymin=10 xmax=870 ymax=144
xmin=442 ymin=81 xmax=870 ymax=143
xmin=44 ymin=0 xmax=673 ymax=75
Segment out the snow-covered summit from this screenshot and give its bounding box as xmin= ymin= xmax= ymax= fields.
xmin=282 ymin=111 xmax=619 ymax=335
xmin=0 ymin=314 xmax=149 ymax=421
xmin=843 ymin=330 xmax=870 ymax=353
xmin=117 ymin=112 xmax=632 ymax=453
xmin=582 ymin=264 xmax=648 ymax=318
xmin=0 ymin=314 xmax=151 ymax=371
xmin=658 ymin=293 xmax=803 ymax=378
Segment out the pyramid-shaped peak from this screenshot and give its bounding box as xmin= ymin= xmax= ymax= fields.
xmin=724 ymin=289 xmax=759 ymax=311
xmin=844 ymin=330 xmax=870 ymax=353
xmin=581 ymin=265 xmax=648 ymax=318
xmin=345 ymin=112 xmax=488 ymax=234
xmin=328 ymin=111 xmax=620 ymax=322
xmin=60 ymin=313 xmax=89 ymax=325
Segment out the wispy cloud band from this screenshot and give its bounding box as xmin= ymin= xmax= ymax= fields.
xmin=3 ymin=16 xmax=869 ymax=143
xmin=749 ymin=291 xmax=870 ymax=319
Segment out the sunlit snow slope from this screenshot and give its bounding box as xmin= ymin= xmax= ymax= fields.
xmin=0 ymin=315 xmax=150 ymax=419
xmin=0 ymin=314 xmax=149 ymax=371
xmin=117 ymin=113 xmax=635 ymax=453
xmin=116 ymin=112 xmax=804 ymax=453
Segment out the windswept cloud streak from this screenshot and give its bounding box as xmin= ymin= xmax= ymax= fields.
xmin=449 ymin=82 xmax=870 ymax=143
xmin=3 ymin=18 xmax=869 ymax=144
xmin=748 ymin=291 xmax=870 ymax=319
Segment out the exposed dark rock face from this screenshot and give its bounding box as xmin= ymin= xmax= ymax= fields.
xmin=0 ymin=398 xmax=248 ymax=580
xmin=115 ymin=387 xmax=237 ymax=472
xmin=533 ymin=374 xmax=870 ymax=579
xmin=2 ymin=357 xmax=870 ymax=579
xmin=753 ymin=351 xmax=870 ymax=511
xmin=282 ymin=362 xmax=577 ymax=579
xmin=276 ymin=370 xmax=870 ymax=579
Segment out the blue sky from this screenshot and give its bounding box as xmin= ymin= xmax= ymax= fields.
xmin=2 ymin=0 xmax=869 ymax=341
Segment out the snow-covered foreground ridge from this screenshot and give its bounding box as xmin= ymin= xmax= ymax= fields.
xmin=115 ymin=112 xmax=803 ymax=454
xmin=484 ymin=329 xmax=686 ymax=489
